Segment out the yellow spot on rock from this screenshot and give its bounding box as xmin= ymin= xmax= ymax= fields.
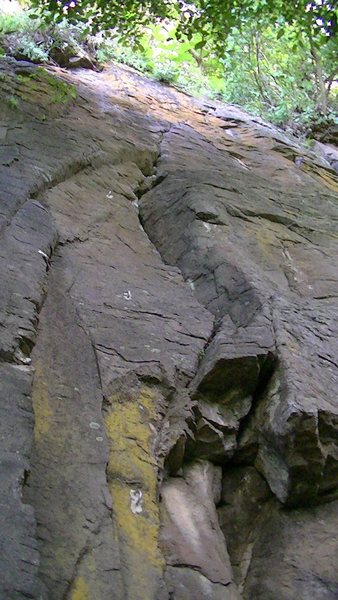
xmin=104 ymin=385 xmax=165 ymax=598
xmin=71 ymin=576 xmax=90 ymax=600
xmin=301 ymin=163 xmax=338 ymax=193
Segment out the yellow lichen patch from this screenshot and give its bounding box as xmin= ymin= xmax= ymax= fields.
xmin=110 ymin=480 xmax=163 ymax=566
xmin=70 ymin=576 xmax=90 ymax=600
xmin=104 ymin=385 xmax=165 ymax=597
xmin=109 ymin=481 xmax=164 ymax=599
xmin=300 ymin=163 xmax=338 ymax=193
xmin=105 ymin=387 xmax=157 ymax=485
xmin=32 ymin=360 xmax=53 ymax=443
xmin=251 ymin=223 xmax=282 ymax=268
xmin=255 ymin=224 xmax=277 ymax=253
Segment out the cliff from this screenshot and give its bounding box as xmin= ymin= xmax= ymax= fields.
xmin=1 ymin=57 xmax=338 ymax=600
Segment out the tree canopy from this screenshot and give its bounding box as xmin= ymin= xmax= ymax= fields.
xmin=28 ymin=0 xmax=338 ymax=48
xmin=2 ymin=0 xmax=335 ymax=132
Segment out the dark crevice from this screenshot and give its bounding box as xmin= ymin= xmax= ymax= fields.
xmin=134 ymin=123 xmax=216 ymax=373
xmin=136 ymin=126 xmax=172 ymax=198
xmin=235 ymin=352 xmax=278 ymax=464
xmin=135 ymin=131 xmax=220 ymax=344
xmin=200 ymin=315 xmax=223 ymax=358
xmin=136 ymin=172 xmax=168 ymax=198
xmin=21 ymin=469 xmax=32 ymax=505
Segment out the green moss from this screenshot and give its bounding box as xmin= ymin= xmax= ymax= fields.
xmin=35 ymin=68 xmax=77 ymax=104
xmin=15 ymin=67 xmax=77 ymax=105
xmin=7 ymin=94 xmax=19 ymax=109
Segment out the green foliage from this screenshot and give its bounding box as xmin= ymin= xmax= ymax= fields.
xmin=217 ymin=22 xmax=338 ymax=131
xmin=0 ymin=10 xmax=48 ymax=61
xmin=93 ymin=18 xmax=337 ymax=134
xmin=152 ymin=60 xmax=180 ymax=83
xmin=27 ymin=0 xmax=337 ymax=47
xmin=96 ymin=38 xmax=152 ymax=72
xmin=0 ymin=7 xmax=44 ymax=60
xmin=1 ymin=2 xmax=337 ymax=139
xmin=94 ymin=23 xmax=224 ymax=96
xmin=45 ymin=19 xmax=88 ymax=58
xmin=7 ymin=94 xmax=19 ymax=109
xmin=11 ymin=34 xmax=49 ymax=61
xmin=0 ymin=7 xmax=89 ymax=64
xmin=0 ymin=10 xmax=34 ymax=34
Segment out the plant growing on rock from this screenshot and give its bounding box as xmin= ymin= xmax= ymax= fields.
xmin=2 ymin=1 xmax=337 ymax=136
xmin=7 ymin=93 xmax=19 ymax=108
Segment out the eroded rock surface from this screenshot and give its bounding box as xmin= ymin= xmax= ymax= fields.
xmin=0 ymin=57 xmax=338 ymax=600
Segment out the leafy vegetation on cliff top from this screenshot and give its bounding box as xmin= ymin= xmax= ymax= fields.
xmin=0 ymin=1 xmax=337 ymax=139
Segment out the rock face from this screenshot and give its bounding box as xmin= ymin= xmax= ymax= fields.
xmin=0 ymin=57 xmax=338 ymax=600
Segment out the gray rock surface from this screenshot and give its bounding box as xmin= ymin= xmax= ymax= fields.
xmin=0 ymin=363 xmax=45 ymax=600
xmin=243 ymin=500 xmax=338 ymax=600
xmin=0 ymin=57 xmax=338 ymax=599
